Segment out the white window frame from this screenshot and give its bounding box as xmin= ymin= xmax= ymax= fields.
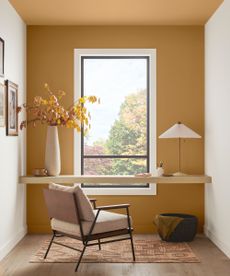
xmin=74 ymin=49 xmax=157 ymax=195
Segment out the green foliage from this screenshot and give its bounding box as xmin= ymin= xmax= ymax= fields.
xmin=105 ymin=90 xmax=147 ymax=174
xmin=107 ymin=90 xmax=147 ymax=156
xmin=84 ymin=90 xmax=148 ymax=175
xmin=106 ymin=120 xmax=138 ymax=155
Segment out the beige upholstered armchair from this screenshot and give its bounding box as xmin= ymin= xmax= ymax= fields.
xmin=43 ymin=183 xmax=135 ymax=272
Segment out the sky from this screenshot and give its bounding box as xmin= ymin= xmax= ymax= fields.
xmin=83 ymin=58 xmax=147 ymax=145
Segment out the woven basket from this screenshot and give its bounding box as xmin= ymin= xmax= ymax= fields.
xmin=159 ymin=213 xmax=198 ymax=242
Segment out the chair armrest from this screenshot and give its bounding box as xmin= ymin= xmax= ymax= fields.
xmin=96 ymin=204 xmax=130 ymax=210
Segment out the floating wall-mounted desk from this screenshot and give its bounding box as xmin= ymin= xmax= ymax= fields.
xmin=19 ymin=175 xmax=212 ymax=184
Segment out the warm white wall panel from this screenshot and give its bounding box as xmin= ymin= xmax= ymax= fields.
xmin=0 ymin=0 xmax=27 ymax=260
xmin=205 ymin=0 xmax=230 ymax=258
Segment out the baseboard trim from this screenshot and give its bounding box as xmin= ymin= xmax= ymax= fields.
xmin=0 ymin=226 xmax=27 ymax=261
xmin=204 ymin=225 xmax=230 ymax=258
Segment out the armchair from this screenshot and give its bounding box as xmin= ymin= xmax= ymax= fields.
xmin=43 ymin=184 xmax=135 ymax=272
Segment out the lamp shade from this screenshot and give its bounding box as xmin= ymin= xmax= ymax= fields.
xmin=159 ymin=122 xmax=201 ymax=139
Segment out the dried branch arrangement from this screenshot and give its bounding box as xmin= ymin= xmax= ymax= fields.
xmin=19 ymin=84 xmax=99 ymax=134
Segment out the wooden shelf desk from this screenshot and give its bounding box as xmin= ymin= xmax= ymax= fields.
xmin=19 ymin=175 xmax=212 ymax=184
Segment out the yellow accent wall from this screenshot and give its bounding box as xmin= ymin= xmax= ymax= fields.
xmin=27 ymin=26 xmax=204 ymax=233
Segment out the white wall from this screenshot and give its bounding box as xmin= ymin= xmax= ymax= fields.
xmin=0 ymin=0 xmax=27 ymax=260
xmin=205 ymin=0 xmax=230 ymax=258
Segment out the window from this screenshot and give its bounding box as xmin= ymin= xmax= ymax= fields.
xmin=74 ymin=49 xmax=156 ymax=195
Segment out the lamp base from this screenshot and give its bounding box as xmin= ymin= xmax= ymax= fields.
xmin=173 ymin=171 xmax=187 ymax=176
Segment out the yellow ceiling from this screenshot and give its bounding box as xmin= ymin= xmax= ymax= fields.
xmin=10 ymin=0 xmax=223 ymax=25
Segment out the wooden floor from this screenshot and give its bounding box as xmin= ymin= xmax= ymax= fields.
xmin=1 ymin=235 xmax=230 ymax=276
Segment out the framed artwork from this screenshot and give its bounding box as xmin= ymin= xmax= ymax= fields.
xmin=0 ymin=83 xmax=5 ymax=127
xmin=5 ymin=80 xmax=18 ymax=136
xmin=0 ymin=38 xmax=4 ymax=77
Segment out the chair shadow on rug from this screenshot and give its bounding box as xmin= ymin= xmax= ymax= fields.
xmin=43 ymin=184 xmax=135 ymax=272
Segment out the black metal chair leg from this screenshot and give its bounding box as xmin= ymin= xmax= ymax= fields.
xmin=126 ymin=207 xmax=136 ymax=262
xmin=44 ymin=233 xmax=55 ymax=259
xmin=75 ymin=244 xmax=87 ymax=272
xmin=130 ymin=233 xmax=136 ymax=261
xmin=75 ymin=210 xmax=100 ymax=272
xmin=98 ymin=239 xmax=101 ymax=250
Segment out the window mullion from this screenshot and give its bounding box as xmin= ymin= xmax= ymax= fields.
xmin=83 ymin=155 xmax=148 ymax=159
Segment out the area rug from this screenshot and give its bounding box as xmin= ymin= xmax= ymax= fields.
xmin=30 ymin=236 xmax=199 ymax=263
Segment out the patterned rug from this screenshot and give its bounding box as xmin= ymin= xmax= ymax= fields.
xmin=30 ymin=236 xmax=199 ymax=263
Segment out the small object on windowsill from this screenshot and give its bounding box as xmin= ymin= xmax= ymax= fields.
xmin=134 ymin=173 xmax=152 ymax=177
xmin=162 ymin=174 xmax=174 ymax=177
xmin=156 ymin=161 xmax=164 ymax=176
xmin=33 ymin=168 xmax=48 ymax=177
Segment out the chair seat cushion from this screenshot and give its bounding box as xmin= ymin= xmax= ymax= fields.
xmin=51 ymin=210 xmax=131 ymax=236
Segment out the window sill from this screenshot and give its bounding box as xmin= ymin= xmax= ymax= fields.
xmin=82 ymin=185 xmax=156 ymax=195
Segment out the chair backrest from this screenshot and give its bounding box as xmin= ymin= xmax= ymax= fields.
xmin=43 ymin=188 xmax=80 ymax=224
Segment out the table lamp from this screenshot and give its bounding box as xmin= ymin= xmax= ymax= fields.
xmin=159 ymin=122 xmax=201 ymax=176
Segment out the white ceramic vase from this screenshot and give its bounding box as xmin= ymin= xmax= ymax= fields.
xmin=45 ymin=126 xmax=61 ymax=176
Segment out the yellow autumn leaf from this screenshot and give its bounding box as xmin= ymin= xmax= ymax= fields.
xmin=79 ymin=98 xmax=85 ymax=103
